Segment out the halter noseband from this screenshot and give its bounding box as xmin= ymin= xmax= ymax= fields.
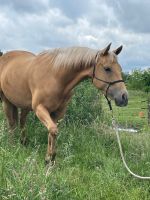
xmin=92 ymin=63 xmax=124 ymax=110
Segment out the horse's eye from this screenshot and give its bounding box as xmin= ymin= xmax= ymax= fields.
xmin=104 ymin=67 xmax=111 ymax=72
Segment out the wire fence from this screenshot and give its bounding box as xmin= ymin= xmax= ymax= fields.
xmin=101 ymin=92 xmax=150 ymax=129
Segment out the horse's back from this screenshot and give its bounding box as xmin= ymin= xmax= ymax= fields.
xmin=2 ymin=50 xmax=35 ymax=57
xmin=0 ymin=50 xmax=35 ymax=72
xmin=0 ymin=50 xmax=36 ymax=108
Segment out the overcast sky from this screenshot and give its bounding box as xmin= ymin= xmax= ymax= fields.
xmin=0 ymin=0 xmax=150 ymax=71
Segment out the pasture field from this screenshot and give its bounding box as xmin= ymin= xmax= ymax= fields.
xmin=0 ymin=81 xmax=150 ymax=200
xmin=102 ymin=90 xmax=150 ymax=129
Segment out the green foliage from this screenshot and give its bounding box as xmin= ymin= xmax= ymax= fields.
xmin=65 ymin=80 xmax=102 ymax=125
xmin=1 ymin=118 xmax=150 ymax=200
xmin=124 ymin=69 xmax=150 ymax=92
xmin=0 ymin=83 xmax=150 ymax=199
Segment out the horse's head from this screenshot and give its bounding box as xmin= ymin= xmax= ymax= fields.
xmin=92 ymin=43 xmax=128 ymax=107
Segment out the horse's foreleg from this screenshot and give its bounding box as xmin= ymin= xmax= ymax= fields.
xmin=20 ymin=109 xmax=30 ymax=145
xmin=35 ymin=104 xmax=58 ymax=165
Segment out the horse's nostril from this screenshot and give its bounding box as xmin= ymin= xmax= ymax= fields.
xmin=122 ymin=93 xmax=128 ymax=106
xmin=115 ymin=92 xmax=128 ymax=107
xmin=122 ymin=93 xmax=127 ymax=101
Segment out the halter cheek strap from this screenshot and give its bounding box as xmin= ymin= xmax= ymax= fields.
xmin=92 ymin=63 xmax=124 ymax=110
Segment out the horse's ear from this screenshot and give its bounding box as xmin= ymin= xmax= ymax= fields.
xmin=95 ymin=43 xmax=112 ymax=63
xmin=101 ymin=43 xmax=112 ymax=56
xmin=113 ymin=45 xmax=123 ymax=55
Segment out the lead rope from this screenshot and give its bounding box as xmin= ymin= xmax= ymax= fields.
xmin=106 ymin=98 xmax=150 ymax=180
xmin=92 ymin=61 xmax=150 ymax=179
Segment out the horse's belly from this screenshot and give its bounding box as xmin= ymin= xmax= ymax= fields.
xmin=1 ymin=72 xmax=32 ymax=108
xmin=3 ymin=87 xmax=32 ymax=108
xmin=4 ymin=90 xmax=32 ymax=108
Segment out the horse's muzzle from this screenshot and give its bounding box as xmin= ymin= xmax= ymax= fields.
xmin=115 ymin=91 xmax=128 ymax=107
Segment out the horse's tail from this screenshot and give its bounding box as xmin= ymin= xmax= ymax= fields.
xmin=0 ymin=51 xmax=3 ymax=56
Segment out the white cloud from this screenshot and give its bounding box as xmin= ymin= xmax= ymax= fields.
xmin=0 ymin=0 xmax=150 ymax=71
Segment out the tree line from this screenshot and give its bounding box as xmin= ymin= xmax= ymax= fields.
xmin=123 ymin=68 xmax=150 ymax=92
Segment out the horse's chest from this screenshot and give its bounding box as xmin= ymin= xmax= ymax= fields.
xmin=49 ymin=92 xmax=72 ymax=113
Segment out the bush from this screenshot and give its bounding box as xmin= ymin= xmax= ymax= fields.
xmin=64 ymin=80 xmax=102 ymax=124
xmin=123 ymin=69 xmax=150 ymax=92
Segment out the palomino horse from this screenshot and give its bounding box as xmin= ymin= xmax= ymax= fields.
xmin=0 ymin=43 xmax=128 ymax=164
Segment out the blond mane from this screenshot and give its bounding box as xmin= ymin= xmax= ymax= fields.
xmin=38 ymin=47 xmax=98 ymax=72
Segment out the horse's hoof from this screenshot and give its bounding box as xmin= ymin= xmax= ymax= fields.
xmin=45 ymin=157 xmax=56 ymax=166
xmin=45 ymin=159 xmax=50 ymax=165
xmin=50 ymin=160 xmax=56 ymax=166
xmin=20 ymin=137 xmax=29 ymax=146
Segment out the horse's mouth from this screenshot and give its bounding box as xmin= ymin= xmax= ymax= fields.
xmin=115 ymin=97 xmax=128 ymax=107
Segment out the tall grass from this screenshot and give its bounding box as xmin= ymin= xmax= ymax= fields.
xmin=0 ymin=80 xmax=150 ymax=200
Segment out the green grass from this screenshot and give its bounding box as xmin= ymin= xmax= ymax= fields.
xmin=102 ymin=90 xmax=149 ymax=130
xmin=0 ymin=82 xmax=150 ymax=200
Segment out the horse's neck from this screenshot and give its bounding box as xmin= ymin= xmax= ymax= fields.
xmin=60 ymin=67 xmax=93 ymax=95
